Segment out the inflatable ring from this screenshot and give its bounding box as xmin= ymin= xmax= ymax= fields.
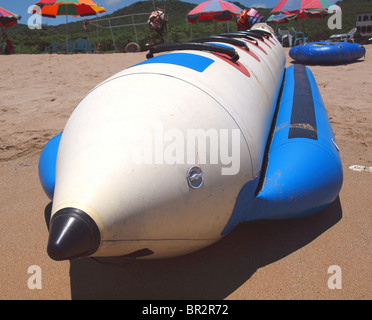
xmin=289 ymin=41 xmax=366 ymax=65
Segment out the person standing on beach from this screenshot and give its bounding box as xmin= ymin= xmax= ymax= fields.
xmin=2 ymin=33 xmax=14 ymax=55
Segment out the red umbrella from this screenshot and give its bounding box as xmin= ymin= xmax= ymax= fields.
xmin=268 ymin=0 xmax=338 ymax=44
xmin=33 ymin=0 xmax=106 ymax=53
xmin=186 ymin=0 xmax=242 ymax=23
xmin=0 ymin=7 xmax=21 ymax=28
xmin=270 ymin=0 xmax=336 ymax=21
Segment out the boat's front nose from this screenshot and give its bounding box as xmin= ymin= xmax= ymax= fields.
xmin=47 ymin=207 xmax=101 ymax=261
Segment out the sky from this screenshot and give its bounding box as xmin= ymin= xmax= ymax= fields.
xmin=1 ymin=0 xmax=282 ymax=27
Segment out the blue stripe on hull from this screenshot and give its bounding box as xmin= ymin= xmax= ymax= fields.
xmin=133 ymin=52 xmax=215 ymax=72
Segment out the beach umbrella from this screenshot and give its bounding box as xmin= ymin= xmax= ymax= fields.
xmin=186 ymin=0 xmax=242 ymax=23
xmin=267 ymin=12 xmax=293 ymax=23
xmin=268 ymin=0 xmax=337 ymax=22
xmin=0 ymin=7 xmax=21 ymax=28
xmin=33 ymin=0 xmax=106 ymax=53
xmin=268 ymin=0 xmax=339 ymax=40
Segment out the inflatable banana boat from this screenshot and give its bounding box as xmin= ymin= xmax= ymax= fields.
xmin=39 ymin=24 xmax=343 ymax=261
xmin=289 ymin=41 xmax=366 ymax=65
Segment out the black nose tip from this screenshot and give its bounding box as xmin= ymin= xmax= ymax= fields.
xmin=47 ymin=208 xmax=100 ymax=261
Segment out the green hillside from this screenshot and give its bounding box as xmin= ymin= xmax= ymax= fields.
xmin=5 ymin=0 xmax=372 ymax=53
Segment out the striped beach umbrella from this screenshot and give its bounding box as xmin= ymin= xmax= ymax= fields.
xmin=0 ymin=7 xmax=21 ymax=28
xmin=33 ymin=0 xmax=106 ymax=53
xmin=270 ymin=0 xmax=336 ymax=20
xmin=186 ymin=0 xmax=242 ymax=23
xmin=34 ymin=0 xmax=106 ymax=18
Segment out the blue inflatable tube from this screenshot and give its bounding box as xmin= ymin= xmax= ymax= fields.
xmin=222 ymin=64 xmax=343 ymax=234
xmin=38 ymin=132 xmax=62 ymax=200
xmin=289 ymin=41 xmax=365 ymax=65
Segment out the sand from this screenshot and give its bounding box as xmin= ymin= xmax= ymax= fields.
xmin=0 ymin=47 xmax=371 ymax=300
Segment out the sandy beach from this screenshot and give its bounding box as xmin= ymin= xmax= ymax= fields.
xmin=0 ymin=46 xmax=371 ymax=300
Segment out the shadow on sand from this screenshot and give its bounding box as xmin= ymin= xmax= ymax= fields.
xmin=289 ymin=58 xmax=366 ymax=66
xmin=45 ymin=198 xmax=342 ymax=299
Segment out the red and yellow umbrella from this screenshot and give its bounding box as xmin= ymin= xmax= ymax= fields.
xmin=34 ymin=0 xmax=106 ymax=18
xmin=33 ymin=0 xmax=106 ymax=53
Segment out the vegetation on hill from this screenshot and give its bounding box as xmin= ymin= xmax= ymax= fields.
xmin=4 ymin=0 xmax=372 ymax=54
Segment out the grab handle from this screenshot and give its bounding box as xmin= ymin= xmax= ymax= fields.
xmin=244 ymin=29 xmax=272 ymax=39
xmin=191 ymin=36 xmax=249 ymax=51
xmin=218 ymin=33 xmax=259 ymax=46
xmin=146 ymin=42 xmax=239 ymax=61
xmin=238 ymin=31 xmax=265 ymax=41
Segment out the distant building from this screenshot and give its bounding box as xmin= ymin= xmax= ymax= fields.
xmin=356 ymin=12 xmax=372 ymax=37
